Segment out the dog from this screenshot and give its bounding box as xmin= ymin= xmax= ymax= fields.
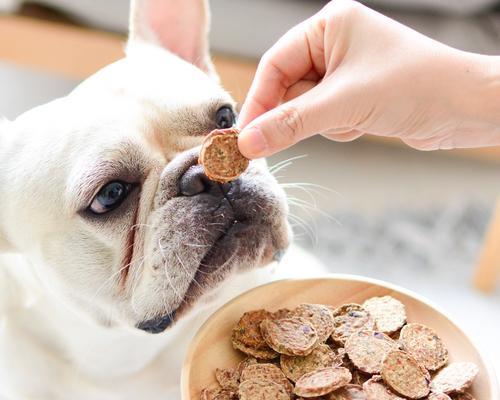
xmin=0 ymin=0 xmax=325 ymax=398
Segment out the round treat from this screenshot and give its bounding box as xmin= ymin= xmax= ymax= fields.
xmin=326 ymin=384 xmax=366 ymax=399
xmin=260 ymin=317 xmax=318 ymax=356
xmin=331 ymin=304 xmax=375 ymax=345
xmin=232 ymin=310 xmax=272 ymax=348
xmin=430 ymin=362 xmax=479 ymax=394
xmin=362 ymin=296 xmax=406 ymax=334
xmin=280 ymin=344 xmax=342 ymax=382
xmin=200 ymin=388 xmax=238 ymax=400
xmin=199 ymin=128 xmax=249 ymax=183
xmin=399 ymin=323 xmax=449 ymax=371
xmin=363 ymin=377 xmax=405 ymax=400
xmin=294 ymin=303 xmax=335 ymax=343
xmin=381 ymin=350 xmax=430 ymax=399
xmin=238 ymin=378 xmax=290 ymax=400
xmin=232 ymin=310 xmax=278 ymax=359
xmin=428 ymin=393 xmax=452 ymax=400
xmin=294 ymin=367 xmax=352 ymax=397
xmin=345 ymin=330 xmax=399 ymax=374
xmin=215 ymin=368 xmax=239 ymax=391
xmin=240 ymin=363 xmax=293 ymax=395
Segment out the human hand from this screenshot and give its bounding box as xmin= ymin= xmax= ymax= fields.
xmin=237 ymin=0 xmax=500 ymax=159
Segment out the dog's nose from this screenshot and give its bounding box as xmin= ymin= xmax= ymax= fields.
xmin=179 ymin=164 xmax=228 ymax=196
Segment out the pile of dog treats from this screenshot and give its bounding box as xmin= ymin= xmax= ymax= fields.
xmin=200 ymin=296 xmax=479 ymax=399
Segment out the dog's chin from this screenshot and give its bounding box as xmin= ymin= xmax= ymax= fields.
xmin=135 ymin=222 xmax=285 ymax=334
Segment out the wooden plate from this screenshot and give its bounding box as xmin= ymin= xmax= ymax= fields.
xmin=181 ymin=274 xmax=499 ymax=399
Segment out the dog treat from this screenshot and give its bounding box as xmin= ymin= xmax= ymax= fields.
xmin=231 ymin=310 xmax=278 ymax=360
xmin=280 ymin=343 xmax=341 ymax=382
xmin=400 ymin=323 xmax=449 ymax=371
xmin=381 ymin=350 xmax=430 ymax=399
xmin=362 ymin=377 xmax=405 ymax=400
xmin=294 ymin=303 xmax=335 ymax=343
xmin=362 ymin=296 xmax=407 ymax=334
xmin=327 ymin=384 xmax=366 ymax=399
xmin=331 ymin=304 xmax=375 ymax=345
xmin=260 ymin=317 xmax=318 ymax=356
xmin=294 ymin=367 xmax=352 ymax=397
xmin=240 ymin=363 xmax=293 ymax=395
xmin=428 ymin=393 xmax=452 ymax=400
xmin=345 ymin=330 xmax=399 ymax=374
xmin=215 ymin=368 xmax=240 ymax=391
xmin=238 ymin=379 xmax=290 ymax=400
xmin=199 ymin=128 xmax=249 ymax=183
xmin=430 ymin=362 xmax=479 ymax=394
xmin=200 ymin=299 xmax=479 ymax=400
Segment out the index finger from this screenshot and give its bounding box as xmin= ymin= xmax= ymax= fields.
xmin=238 ymin=16 xmax=325 ymax=128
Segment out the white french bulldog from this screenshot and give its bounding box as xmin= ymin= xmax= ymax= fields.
xmin=0 ymin=0 xmax=324 ymax=398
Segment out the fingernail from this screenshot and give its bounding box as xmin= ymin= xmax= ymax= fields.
xmin=239 ymin=126 xmax=268 ymax=158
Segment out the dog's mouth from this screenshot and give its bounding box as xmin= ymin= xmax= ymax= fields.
xmin=199 ymin=216 xmax=250 ymax=268
xmin=135 ymin=213 xmax=253 ymax=334
xmin=135 ymin=180 xmax=260 ymax=331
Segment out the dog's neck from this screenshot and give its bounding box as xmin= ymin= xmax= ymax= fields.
xmin=1 ymin=255 xmax=169 ymax=378
xmin=0 ymin=253 xmax=278 ymax=382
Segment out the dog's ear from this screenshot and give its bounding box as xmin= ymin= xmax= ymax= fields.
xmin=128 ymin=0 xmax=214 ymax=75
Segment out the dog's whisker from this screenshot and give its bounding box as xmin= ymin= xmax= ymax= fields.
xmin=174 ymin=252 xmax=205 ymax=291
xmin=288 ymin=212 xmax=318 ymax=246
xmin=283 ymin=185 xmax=318 ymax=206
xmin=287 ymin=197 xmax=341 ymax=226
xmin=198 ymin=244 xmax=237 ymax=272
xmin=280 ymin=182 xmax=341 ymax=199
xmin=287 ymin=213 xmax=313 ymax=237
xmin=130 ymin=254 xmax=151 ymax=314
xmin=130 ymin=222 xmax=155 ymax=230
xmin=88 ymin=253 xmax=146 ymax=303
xmin=268 ymin=154 xmax=308 ymax=175
xmin=183 ymin=242 xmax=211 ymax=248
xmin=288 ymin=211 xmax=317 ymax=239
xmin=287 ymin=196 xmax=318 ymax=212
xmin=91 ymin=220 xmax=156 ymax=303
xmin=158 ymin=238 xmax=188 ymax=306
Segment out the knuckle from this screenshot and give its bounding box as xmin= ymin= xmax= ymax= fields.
xmin=260 ymin=49 xmax=273 ymax=66
xmin=273 ymin=106 xmax=304 ymax=145
xmin=323 ymin=0 xmax=362 ymax=20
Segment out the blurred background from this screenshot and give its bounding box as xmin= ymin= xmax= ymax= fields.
xmin=0 ymin=0 xmax=499 ymax=377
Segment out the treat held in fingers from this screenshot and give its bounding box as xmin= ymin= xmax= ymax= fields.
xmin=199 ymin=128 xmax=249 ymax=183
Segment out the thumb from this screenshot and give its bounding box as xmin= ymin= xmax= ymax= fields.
xmin=238 ymin=84 xmax=338 ymax=159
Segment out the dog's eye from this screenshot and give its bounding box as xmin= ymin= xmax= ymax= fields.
xmin=89 ymin=181 xmax=133 ymax=214
xmin=215 ymin=106 xmax=236 ymax=129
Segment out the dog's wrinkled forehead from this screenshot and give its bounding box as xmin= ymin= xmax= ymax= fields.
xmin=70 ymin=43 xmax=234 ymax=147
